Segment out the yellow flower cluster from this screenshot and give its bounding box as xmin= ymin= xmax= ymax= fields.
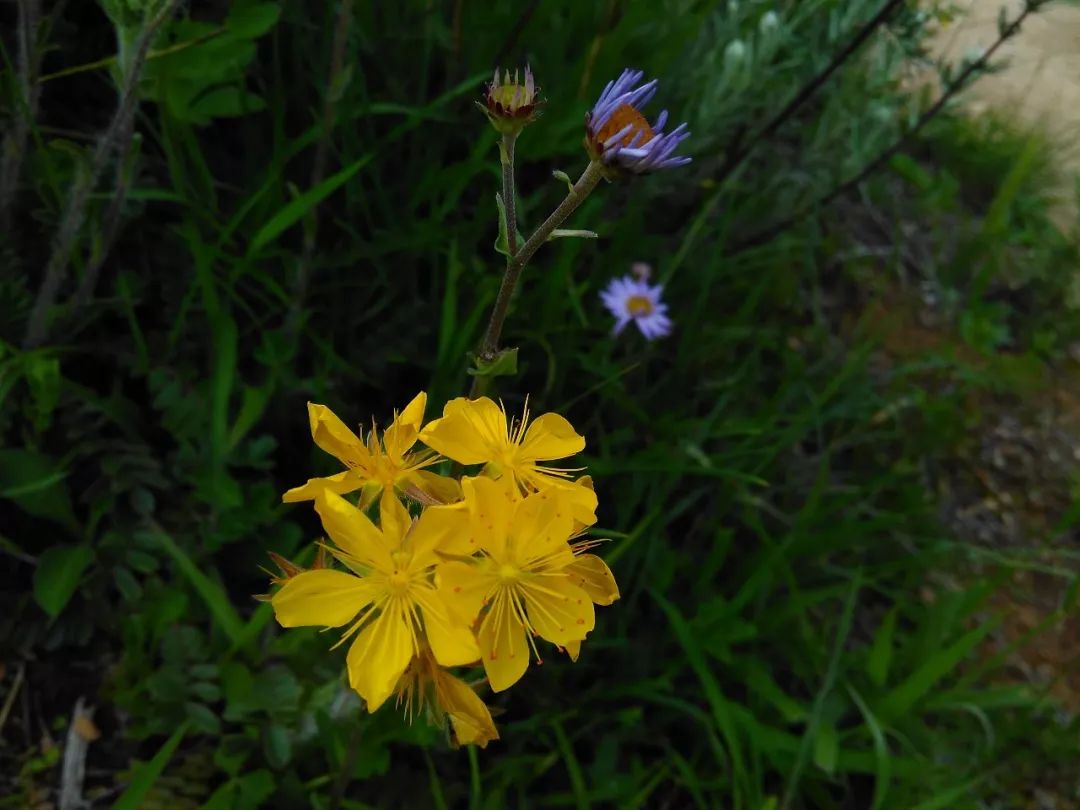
xmin=267 ymin=393 xmax=619 ymax=747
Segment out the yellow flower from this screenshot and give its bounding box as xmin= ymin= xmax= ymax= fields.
xmin=419 ymin=396 xmax=597 ymax=524
xmin=271 ymin=491 xmax=479 ymax=711
xmin=561 ymin=551 xmax=621 ymax=662
xmin=436 ymin=477 xmax=613 ymax=692
xmin=283 ymin=393 xmax=459 ymax=508
xmin=395 ymin=645 xmax=499 ymax=748
xmin=254 ymin=547 xmax=330 ymax=603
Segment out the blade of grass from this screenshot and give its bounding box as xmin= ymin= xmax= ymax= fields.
xmin=147 ymin=521 xmax=244 ymax=646
xmin=652 ymin=588 xmax=752 ymax=809
xmin=780 ymin=570 xmax=861 ymax=810
xmin=109 ymin=721 xmax=189 ymax=810
xmin=247 ymin=154 xmax=373 ymax=255
xmin=552 ymin=719 xmax=590 ymax=810
xmin=846 ymin=684 xmax=892 ymax=810
xmin=876 ymin=620 xmax=997 ymax=724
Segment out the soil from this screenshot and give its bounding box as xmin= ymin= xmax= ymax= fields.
xmin=930 ymin=0 xmax=1080 ymax=227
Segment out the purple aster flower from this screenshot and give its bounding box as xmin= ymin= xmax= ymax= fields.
xmin=600 ymin=271 xmax=673 ymax=340
xmin=585 ymin=68 xmax=691 ymax=175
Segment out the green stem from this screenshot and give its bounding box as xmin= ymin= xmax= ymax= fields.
xmin=477 ymin=159 xmax=605 ymax=362
xmin=501 ymin=132 xmax=519 ymax=258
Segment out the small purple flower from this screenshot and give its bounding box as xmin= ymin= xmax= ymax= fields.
xmin=585 ymin=69 xmax=691 ymax=175
xmin=600 ymin=270 xmax=672 ymax=340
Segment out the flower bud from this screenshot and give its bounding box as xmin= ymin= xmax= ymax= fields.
xmin=480 ymin=66 xmax=543 ymax=135
xmin=759 ymin=11 xmax=779 ymax=35
xmin=724 ymin=39 xmax=747 ymax=74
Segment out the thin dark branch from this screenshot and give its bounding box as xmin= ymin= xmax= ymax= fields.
xmin=0 ymin=0 xmax=43 ymax=234
xmin=493 ymin=0 xmax=541 ymax=68
xmin=23 ymin=0 xmax=180 ymax=348
xmin=729 ymin=0 xmax=1043 ymax=255
xmin=73 ymin=125 xmax=140 ymax=308
xmin=713 ymin=0 xmax=906 ymax=190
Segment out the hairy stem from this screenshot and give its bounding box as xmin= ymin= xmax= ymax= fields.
xmin=0 ymin=0 xmax=43 ymax=234
xmin=501 ymin=133 xmax=519 ymax=258
xmin=731 ymin=0 xmax=1044 ymax=255
xmin=477 ymin=160 xmax=605 ymax=364
xmin=23 ymin=0 xmax=180 ymax=348
xmin=73 ymin=129 xmax=139 ymax=308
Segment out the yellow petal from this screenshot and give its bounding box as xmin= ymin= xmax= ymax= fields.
xmin=522 ymin=575 xmax=594 ymax=646
xmin=382 ymin=424 xmax=418 ymax=465
xmin=564 ymin=478 xmax=598 ymax=531
xmin=511 ymin=489 xmax=574 ymax=564
xmin=308 ymin=403 xmax=368 ymax=466
xmin=566 ymin=554 xmax=620 ymax=606
xmin=435 ymin=670 xmax=499 ymax=748
xmin=282 ymin=470 xmax=363 ymax=503
xmin=315 ymin=490 xmax=393 ymax=572
xmin=405 ymin=470 xmax=462 ymax=506
xmin=346 ymin=607 xmax=415 ymax=711
xmin=379 ymin=491 xmax=412 ymax=546
xmin=518 ymin=412 xmax=584 ymax=461
xmin=478 ymin=590 xmax=530 ymax=692
xmin=384 ymin=391 xmax=427 ymax=461
xmin=407 ymin=505 xmax=465 ymax=568
xmin=357 ymin=480 xmax=383 ymax=512
xmin=436 ymin=561 xmax=493 ymax=625
xmin=413 ymin=587 xmax=480 ymax=666
xmin=271 ymin=569 xmax=376 ymax=628
xmin=419 ymin=397 xmax=507 ymax=465
xmin=564 ymin=639 xmax=581 ymax=662
xmin=464 ymin=475 xmax=516 ymax=559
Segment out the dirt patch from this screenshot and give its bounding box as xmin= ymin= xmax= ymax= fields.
xmin=930 ymin=0 xmax=1080 ymax=226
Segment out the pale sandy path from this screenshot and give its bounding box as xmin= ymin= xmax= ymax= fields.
xmin=930 ymin=0 xmax=1080 ymax=225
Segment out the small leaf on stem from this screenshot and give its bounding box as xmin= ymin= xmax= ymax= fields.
xmin=467 ymin=347 xmax=518 ymax=379
xmin=494 ymin=193 xmax=523 ymax=257
xmin=552 ymin=169 xmax=575 ymax=192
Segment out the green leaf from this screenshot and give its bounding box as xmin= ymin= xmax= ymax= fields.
xmin=263 ymin=723 xmax=292 ymax=769
xmin=109 ymin=722 xmax=189 ymax=810
xmin=876 ymin=622 xmax=995 ymax=723
xmin=186 ymin=701 xmax=222 ymax=734
xmin=652 ymin=590 xmax=750 ymax=797
xmin=552 ymin=169 xmax=575 ymax=192
xmin=148 ymin=525 xmax=245 ymax=645
xmin=493 ymin=193 xmax=523 ymax=257
xmin=0 ymin=449 xmax=77 ymax=530
xmin=204 ymin=770 xmax=275 ymax=810
xmin=866 ymin=606 xmax=897 ymax=688
xmin=33 ymin=543 xmax=94 ymax=618
xmin=812 ymin=723 xmax=838 ymax=774
xmin=248 ymin=154 xmax=373 ymax=255
xmin=227 ymin=3 xmax=281 ymax=38
xmin=468 ymin=347 xmax=518 ymax=379
xmin=188 ymin=86 xmax=266 ymax=121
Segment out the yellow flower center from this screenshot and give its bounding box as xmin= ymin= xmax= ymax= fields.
xmin=497 ymin=563 xmax=521 ymax=583
xmin=387 ymin=551 xmax=413 ymax=592
xmin=492 ymin=84 xmax=529 ymax=110
xmin=596 ymin=103 xmax=654 ymax=146
xmin=626 ymin=295 xmax=654 ymax=317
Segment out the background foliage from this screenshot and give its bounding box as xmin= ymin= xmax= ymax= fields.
xmin=1 ymin=0 xmax=1077 ymax=807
